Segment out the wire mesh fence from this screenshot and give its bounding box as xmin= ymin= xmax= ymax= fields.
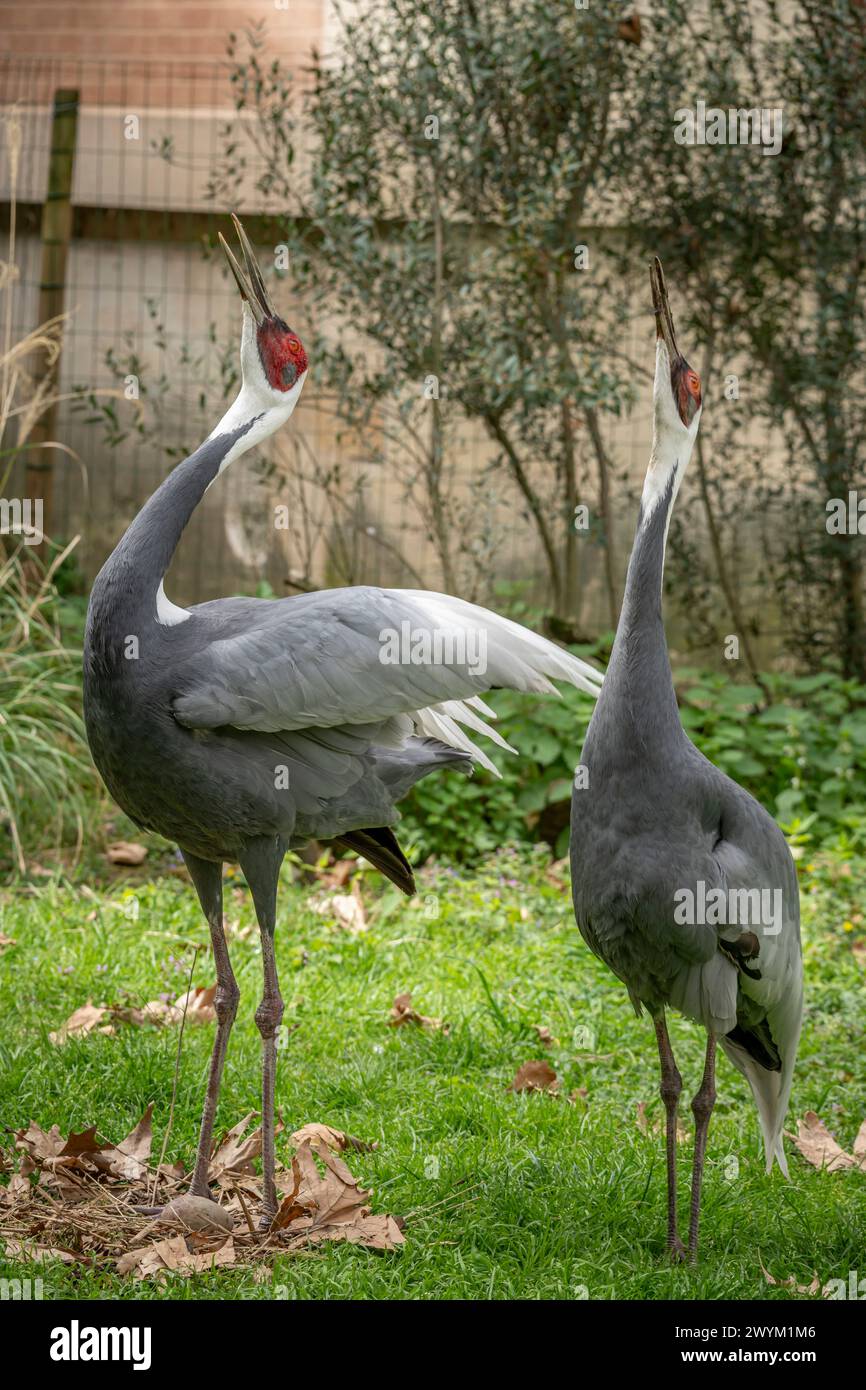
xmin=1 ymin=53 xmax=681 ymax=634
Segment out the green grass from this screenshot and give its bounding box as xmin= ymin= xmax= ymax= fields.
xmin=0 ymin=844 xmax=864 ymax=1300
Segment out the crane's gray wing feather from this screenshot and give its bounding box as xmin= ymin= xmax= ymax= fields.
xmin=171 ymin=587 xmax=603 ymax=772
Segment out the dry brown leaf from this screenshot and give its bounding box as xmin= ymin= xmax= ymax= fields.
xmin=509 ymin=1060 xmax=559 ymax=1094
xmin=109 ymin=989 xmax=215 ymax=1029
xmin=388 ymin=992 xmax=445 ymax=1031
xmin=173 ymin=984 xmax=217 ymax=1024
xmin=119 ymin=1232 xmax=236 ymax=1280
xmin=533 ymin=1024 xmax=558 ymax=1048
xmin=0 ymin=932 xmax=16 ymax=951
xmin=106 ymin=840 xmax=147 ymax=865
xmin=49 ymin=1001 xmax=108 ymax=1045
xmin=186 ymin=1236 xmax=236 ymax=1273
xmin=760 ymin=1260 xmax=820 ymax=1296
xmin=306 ymin=1212 xmax=405 ymax=1251
xmin=116 ymin=1247 xmax=147 ymax=1276
xmin=791 ymin=1111 xmax=856 ymax=1172
xmin=16 ymin=1121 xmax=68 ymax=1163
xmin=289 ymin=1123 xmax=377 ymax=1155
xmin=294 ymin=1141 xmax=366 ymax=1226
xmin=271 ymin=1156 xmax=305 ymax=1230
xmin=270 ymin=1139 xmax=404 ymax=1252
xmin=4 ymin=1168 xmax=32 ymax=1205
xmin=317 ymin=887 xmax=367 ymax=935
xmin=208 ymin=1112 xmax=262 ymax=1185
xmin=618 ymin=14 xmax=642 ymax=46
xmin=95 ymin=1104 xmax=154 ymax=1181
xmin=59 ymin=1126 xmax=107 ymax=1160
xmin=4 ymin=1239 xmax=77 ymax=1264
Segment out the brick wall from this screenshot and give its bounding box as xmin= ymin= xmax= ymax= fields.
xmin=0 ymin=0 xmax=324 ymax=99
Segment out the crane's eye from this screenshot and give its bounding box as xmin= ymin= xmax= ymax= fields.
xmin=687 ymin=371 xmax=701 ymax=395
xmin=287 ymin=337 xmax=300 ymax=353
xmin=281 ymin=362 xmax=298 ymax=387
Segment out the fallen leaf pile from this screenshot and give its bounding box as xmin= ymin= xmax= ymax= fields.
xmin=266 ymin=1141 xmax=403 ymax=1253
xmin=1 ymin=1106 xmax=404 ymax=1281
xmin=759 ymin=1259 xmax=864 ymax=1300
xmin=49 ymin=986 xmax=217 ymax=1044
xmin=760 ymin=1261 xmax=822 ymax=1296
xmin=788 ymin=1110 xmax=866 ymax=1173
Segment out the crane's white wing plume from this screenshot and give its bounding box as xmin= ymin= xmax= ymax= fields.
xmin=172 ymin=587 xmax=603 ymax=773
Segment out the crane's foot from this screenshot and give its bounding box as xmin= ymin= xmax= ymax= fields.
xmin=667 ymin=1233 xmax=688 ymax=1264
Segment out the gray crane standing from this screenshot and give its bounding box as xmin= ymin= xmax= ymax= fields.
xmin=83 ymin=216 xmax=604 ymax=1222
xmin=570 ymin=260 xmax=803 ymax=1262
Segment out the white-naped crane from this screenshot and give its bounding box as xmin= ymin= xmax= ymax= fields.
xmin=83 ymin=215 xmax=604 ymax=1221
xmin=569 ymin=260 xmax=802 ymax=1262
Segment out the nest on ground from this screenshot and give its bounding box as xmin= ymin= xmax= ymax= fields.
xmin=0 ymin=1109 xmax=406 ymax=1281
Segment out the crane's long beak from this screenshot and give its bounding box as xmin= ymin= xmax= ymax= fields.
xmin=219 ymin=214 xmax=277 ymax=326
xmin=650 ymin=256 xmax=679 ymax=361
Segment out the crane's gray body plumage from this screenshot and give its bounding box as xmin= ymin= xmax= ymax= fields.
xmin=570 ymin=469 xmax=802 ymax=1174
xmin=85 ymin=423 xmax=602 ymax=881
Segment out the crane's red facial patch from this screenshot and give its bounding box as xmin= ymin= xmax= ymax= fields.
xmin=672 ymin=359 xmax=701 ymax=426
xmin=256 ymin=318 xmax=309 ymax=392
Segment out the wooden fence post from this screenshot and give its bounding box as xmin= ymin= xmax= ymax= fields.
xmin=24 ymin=87 xmax=79 ymax=543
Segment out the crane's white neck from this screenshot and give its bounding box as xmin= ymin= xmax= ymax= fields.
xmin=638 ymin=342 xmax=702 ymax=569
xmin=97 ymin=303 xmax=308 ymax=632
xmin=641 ymin=434 xmax=688 ymax=521
xmin=151 ymin=372 xmax=304 ymax=628
xmin=639 ymin=430 xmax=693 ymax=566
xmin=205 ymin=372 xmax=306 ymax=483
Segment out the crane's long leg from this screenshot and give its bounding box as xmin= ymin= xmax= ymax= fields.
xmin=687 ymin=1032 xmax=717 ymax=1262
xmin=183 ymin=852 xmax=239 ymax=1200
xmin=239 ymin=836 xmax=286 ymax=1225
xmin=653 ymin=1010 xmax=687 ymax=1262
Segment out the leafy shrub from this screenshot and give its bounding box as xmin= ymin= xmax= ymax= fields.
xmin=676 ymin=670 xmax=866 ymax=847
xmin=399 ymin=659 xmax=866 ymax=862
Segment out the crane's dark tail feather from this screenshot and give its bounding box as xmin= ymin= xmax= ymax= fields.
xmin=725 ymin=1018 xmax=781 ymax=1072
xmin=332 ymin=826 xmax=416 ymax=896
